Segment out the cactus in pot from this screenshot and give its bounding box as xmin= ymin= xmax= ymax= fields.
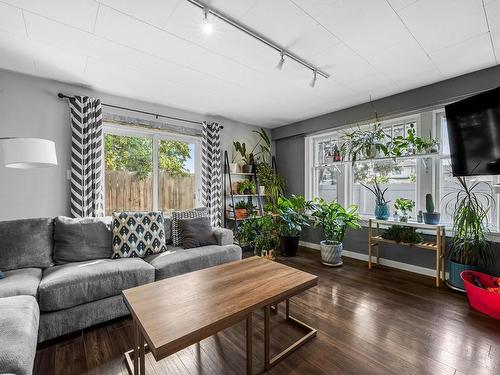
xmin=423 ymin=193 xmax=440 ymax=224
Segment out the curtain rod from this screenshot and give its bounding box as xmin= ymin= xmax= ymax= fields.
xmin=57 ymin=93 xmax=223 ymax=128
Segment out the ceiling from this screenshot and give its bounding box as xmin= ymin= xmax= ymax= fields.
xmin=0 ymin=0 xmax=499 ymax=128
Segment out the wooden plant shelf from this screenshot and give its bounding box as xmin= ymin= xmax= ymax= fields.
xmin=367 ymin=218 xmax=446 ymax=287
xmin=370 ymin=235 xmax=438 ymax=251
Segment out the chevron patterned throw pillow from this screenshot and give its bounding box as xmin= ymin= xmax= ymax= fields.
xmin=111 ymin=211 xmax=167 ymax=258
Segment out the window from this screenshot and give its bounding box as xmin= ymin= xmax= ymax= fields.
xmin=103 ymin=125 xmax=200 ymax=215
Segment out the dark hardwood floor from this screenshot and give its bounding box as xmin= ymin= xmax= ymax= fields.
xmin=34 ymin=248 xmax=500 ymax=375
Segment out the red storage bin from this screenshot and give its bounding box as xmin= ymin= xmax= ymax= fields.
xmin=461 ymin=271 xmax=500 ymax=320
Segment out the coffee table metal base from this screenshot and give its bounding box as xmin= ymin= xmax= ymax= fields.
xmin=124 ymin=299 xmax=316 ymax=374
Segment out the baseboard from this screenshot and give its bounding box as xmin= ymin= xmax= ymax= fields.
xmin=299 ymin=241 xmax=436 ymax=278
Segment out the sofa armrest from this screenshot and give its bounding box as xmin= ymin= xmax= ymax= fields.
xmin=213 ymin=227 xmax=234 ymax=246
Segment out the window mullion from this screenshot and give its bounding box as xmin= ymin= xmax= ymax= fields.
xmin=152 ymin=135 xmax=159 ymax=211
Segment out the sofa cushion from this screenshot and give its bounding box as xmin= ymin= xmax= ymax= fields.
xmin=145 ymin=244 xmax=242 ymax=280
xmin=171 ymin=207 xmax=208 ymax=246
xmin=163 ymin=214 xmax=172 ymax=244
xmin=53 ymin=216 xmax=113 ymax=264
xmin=0 ymin=267 xmax=42 ymax=298
xmin=0 ymin=295 xmax=39 ymax=375
xmin=0 ymin=217 xmax=53 ymax=271
xmin=38 ymin=258 xmax=155 ymax=312
xmin=112 ymin=212 xmax=167 ymax=258
xmin=179 ymin=217 xmax=217 ymax=249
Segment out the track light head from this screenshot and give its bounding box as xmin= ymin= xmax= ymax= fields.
xmin=202 ymin=7 xmax=213 ymax=35
xmin=310 ymin=70 xmax=317 ymax=88
xmin=276 ymin=51 xmax=285 ymax=70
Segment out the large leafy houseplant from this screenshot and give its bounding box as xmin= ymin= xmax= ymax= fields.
xmin=445 ymin=177 xmax=495 ymax=290
xmin=341 ymin=124 xmax=389 ymax=165
xmin=277 ymin=195 xmax=311 ymax=256
xmin=255 ymin=161 xmax=285 ymax=212
xmin=311 ymin=199 xmax=361 ymax=266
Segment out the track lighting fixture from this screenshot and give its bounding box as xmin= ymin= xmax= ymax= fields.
xmin=188 ymin=0 xmax=330 ymax=83
xmin=276 ymin=51 xmax=285 ymax=70
xmin=310 ymin=70 xmax=317 ymax=88
xmin=202 ymin=7 xmax=213 ymax=35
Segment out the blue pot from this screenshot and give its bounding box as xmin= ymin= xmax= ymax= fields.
xmin=448 ymin=260 xmax=481 ymax=291
xmin=423 ymin=212 xmax=440 ymax=225
xmin=374 ymin=203 xmax=389 ymax=220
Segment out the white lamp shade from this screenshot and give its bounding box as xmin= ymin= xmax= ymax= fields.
xmin=1 ymin=138 xmax=58 ymax=169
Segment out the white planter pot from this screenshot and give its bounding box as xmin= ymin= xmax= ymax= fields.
xmin=229 ymin=163 xmax=239 ymax=173
xmin=320 ymin=240 xmax=343 ymax=267
xmin=258 ymin=186 xmax=265 ymax=195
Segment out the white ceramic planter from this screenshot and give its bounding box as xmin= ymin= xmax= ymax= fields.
xmin=320 ymin=240 xmax=343 ymax=267
xmin=229 ymin=163 xmax=239 ymax=173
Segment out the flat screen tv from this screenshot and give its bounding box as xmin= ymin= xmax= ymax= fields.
xmin=445 ymin=87 xmax=500 ymax=176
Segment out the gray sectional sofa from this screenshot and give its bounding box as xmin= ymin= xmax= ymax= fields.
xmin=0 ymin=215 xmax=241 ymax=375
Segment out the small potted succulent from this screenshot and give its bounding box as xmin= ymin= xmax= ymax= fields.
xmin=423 ymin=193 xmax=440 ymax=224
xmin=361 ymin=180 xmax=390 ymax=220
xmin=394 ymin=198 xmax=415 ymax=222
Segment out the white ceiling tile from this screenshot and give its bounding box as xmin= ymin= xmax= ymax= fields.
xmin=288 ymin=0 xmax=340 ymax=18
xmin=485 ymin=0 xmax=500 ymax=58
xmin=398 ymin=0 xmax=487 ymax=52
xmin=0 ymin=32 xmax=35 ymax=75
xmin=205 ymin=0 xmax=263 ymax=18
xmin=429 ymin=33 xmax=496 ymax=78
xmin=1 ymin=0 xmax=99 ymax=32
xmin=387 ymin=0 xmax=419 ymax=11
xmin=0 ymin=2 xmax=26 ymax=37
xmin=314 ymin=0 xmax=412 ymax=57
xmin=94 ymin=5 xmax=207 ymax=67
xmin=240 ymin=0 xmax=340 ymax=58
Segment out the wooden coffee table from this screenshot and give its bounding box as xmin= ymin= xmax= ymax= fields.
xmin=122 ymin=256 xmax=318 ymax=374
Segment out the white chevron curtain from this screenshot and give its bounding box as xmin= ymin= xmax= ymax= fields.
xmin=68 ymin=96 xmax=104 ymax=218
xmin=201 ymin=122 xmax=222 ymax=227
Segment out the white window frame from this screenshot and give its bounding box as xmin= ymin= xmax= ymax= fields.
xmin=102 ymin=122 xmax=202 ymax=212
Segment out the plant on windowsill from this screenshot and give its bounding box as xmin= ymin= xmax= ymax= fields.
xmin=445 ymin=176 xmax=495 ymax=291
xmin=423 ymin=193 xmax=440 ymax=224
xmin=389 ymin=125 xmax=439 ymax=157
xmin=340 ymin=124 xmax=389 ymax=165
xmin=394 ymin=198 xmax=415 ymax=222
xmin=360 ymin=179 xmax=390 ymax=220
xmin=381 ymin=225 xmax=423 ymax=244
xmin=277 ymin=195 xmax=311 ymax=257
xmin=310 ymin=198 xmax=361 ymax=267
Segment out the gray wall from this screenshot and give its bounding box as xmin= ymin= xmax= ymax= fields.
xmin=0 ymin=69 xmax=264 ymax=221
xmin=274 ymin=65 xmax=500 ymax=274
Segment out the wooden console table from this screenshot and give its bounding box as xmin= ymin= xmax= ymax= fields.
xmin=367 ymin=218 xmax=446 ymax=287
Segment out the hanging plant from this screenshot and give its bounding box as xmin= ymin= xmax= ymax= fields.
xmin=341 ymin=124 xmax=390 ymax=165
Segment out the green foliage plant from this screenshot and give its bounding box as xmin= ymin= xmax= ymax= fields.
xmin=255 ymin=161 xmax=285 ymax=212
xmin=445 ymin=177 xmax=495 ymax=266
xmin=236 ymin=180 xmax=256 ymax=194
xmin=381 ymin=225 xmax=423 ymax=244
xmin=394 ymin=198 xmax=415 ymax=216
xmin=360 ymin=180 xmax=389 ymax=205
xmin=277 ymin=195 xmax=311 ymax=237
xmin=341 ymin=124 xmax=389 ymax=165
xmin=310 ymin=198 xmax=361 ymax=244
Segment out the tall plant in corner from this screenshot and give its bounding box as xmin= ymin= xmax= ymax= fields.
xmin=445 ymin=176 xmax=495 ymax=291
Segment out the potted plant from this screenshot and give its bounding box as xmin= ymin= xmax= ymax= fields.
xmin=341 ymin=124 xmax=389 ymax=164
xmin=423 ymin=193 xmax=440 ymax=224
xmin=394 ymin=198 xmax=415 ymax=222
xmin=445 ymin=177 xmax=495 ymax=291
xmin=390 ymin=125 xmax=439 ymax=157
xmin=252 ymin=215 xmax=279 ymax=260
xmin=231 ymin=200 xmax=256 ymax=220
xmin=233 ymin=141 xmax=254 ymax=173
xmin=236 ymin=217 xmax=259 ymax=252
xmin=311 ymin=198 xmax=361 ymax=266
xmin=229 ymin=147 xmax=240 ymax=173
xmin=381 ymin=225 xmax=423 ymax=244
xmin=360 ymin=180 xmax=390 ymax=220
xmin=255 ymin=161 xmax=285 ymax=212
xmin=277 ymin=195 xmax=311 ymax=257
xmin=236 ymin=180 xmax=256 ymax=195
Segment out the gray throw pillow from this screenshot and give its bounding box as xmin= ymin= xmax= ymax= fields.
xmin=53 ymin=216 xmax=113 ymax=264
xmin=171 ymin=207 xmax=208 ymax=246
xmin=179 ymin=217 xmax=217 ymax=249
xmin=0 ymin=217 xmax=54 ymax=271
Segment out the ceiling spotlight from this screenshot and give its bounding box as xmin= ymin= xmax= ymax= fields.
xmin=310 ymin=70 xmax=317 ymax=88
xmin=202 ymin=7 xmax=213 ymax=35
xmin=276 ymin=51 xmax=285 ymax=70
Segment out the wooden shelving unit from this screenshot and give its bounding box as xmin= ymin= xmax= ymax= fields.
xmin=367 ymin=218 xmax=446 ymax=287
